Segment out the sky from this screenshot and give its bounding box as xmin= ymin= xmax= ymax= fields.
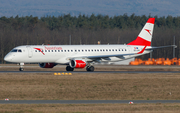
xmin=0 ymin=0 xmax=180 ymax=17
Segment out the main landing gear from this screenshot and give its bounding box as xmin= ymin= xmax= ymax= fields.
xmin=86 ymin=66 xmax=94 ymax=72
xmin=66 ymin=65 xmax=74 ymax=71
xmin=18 ymin=63 xmax=24 ymax=71
xmin=66 ymin=65 xmax=95 ymax=72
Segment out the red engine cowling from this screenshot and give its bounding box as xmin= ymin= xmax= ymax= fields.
xmin=70 ymin=60 xmax=86 ymax=68
xmin=39 ymin=63 xmax=56 ymax=68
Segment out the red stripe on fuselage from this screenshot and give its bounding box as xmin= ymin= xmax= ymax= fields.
xmin=127 ymin=36 xmax=151 ymax=46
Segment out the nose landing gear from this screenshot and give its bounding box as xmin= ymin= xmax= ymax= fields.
xmin=18 ymin=63 xmax=24 ymax=71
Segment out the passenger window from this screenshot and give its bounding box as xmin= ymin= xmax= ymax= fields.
xmin=64 ymin=50 xmax=66 ymax=52
xmin=58 ymin=50 xmax=60 ymax=52
xmin=61 ymin=50 xmax=63 ymax=52
xmin=71 ymin=50 xmax=73 ymax=52
xmin=55 ymin=50 xmax=57 ymax=52
xmin=52 ymin=50 xmax=53 ymax=52
xmin=45 ymin=50 xmax=47 ymax=52
xmin=109 ymin=49 xmax=111 ymax=51
xmin=68 ymin=50 xmax=69 ymax=52
xmin=48 ymin=50 xmax=50 ymax=52
xmin=35 ymin=50 xmax=37 ymax=52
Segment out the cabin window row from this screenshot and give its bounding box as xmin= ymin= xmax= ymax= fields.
xmin=35 ymin=49 xmax=127 ymax=53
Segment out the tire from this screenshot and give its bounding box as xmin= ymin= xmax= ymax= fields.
xmin=66 ymin=66 xmax=74 ymax=71
xmin=19 ymin=68 xmax=24 ymax=71
xmin=86 ymin=66 xmax=90 ymax=71
xmin=86 ymin=66 xmax=94 ymax=72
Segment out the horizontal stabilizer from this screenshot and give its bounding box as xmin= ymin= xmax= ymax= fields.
xmin=146 ymin=45 xmax=177 ymax=50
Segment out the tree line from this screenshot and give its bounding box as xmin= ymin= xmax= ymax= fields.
xmin=0 ymin=14 xmax=180 ymax=63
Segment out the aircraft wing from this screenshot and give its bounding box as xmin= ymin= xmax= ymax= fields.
xmin=68 ymin=53 xmax=135 ymax=61
xmin=85 ymin=53 xmax=135 ymax=59
xmin=69 ymin=46 xmax=147 ymax=60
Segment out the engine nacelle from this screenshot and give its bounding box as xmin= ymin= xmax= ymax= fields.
xmin=69 ymin=60 xmax=86 ymax=68
xmin=39 ymin=63 xmax=56 ymax=68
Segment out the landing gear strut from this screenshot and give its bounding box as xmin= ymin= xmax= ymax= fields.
xmin=19 ymin=63 xmax=24 ymax=71
xmin=66 ymin=65 xmax=74 ymax=71
xmin=86 ymin=66 xmax=94 ymax=72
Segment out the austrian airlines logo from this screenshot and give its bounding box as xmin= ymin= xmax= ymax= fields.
xmin=34 ymin=46 xmax=63 ymax=55
xmin=34 ymin=48 xmax=45 ymax=55
xmin=145 ymin=29 xmax=151 ymax=35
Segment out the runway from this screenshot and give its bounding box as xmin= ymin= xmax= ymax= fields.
xmin=0 ymin=71 xmax=180 ymax=73
xmin=1 ymin=100 xmax=180 ymax=104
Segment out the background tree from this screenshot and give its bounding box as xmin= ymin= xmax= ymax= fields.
xmin=0 ymin=14 xmax=180 ymax=63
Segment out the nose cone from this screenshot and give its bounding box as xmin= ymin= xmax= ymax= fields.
xmin=4 ymin=54 xmax=13 ymax=62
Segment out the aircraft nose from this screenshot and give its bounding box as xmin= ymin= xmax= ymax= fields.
xmin=4 ymin=55 xmax=13 ymax=62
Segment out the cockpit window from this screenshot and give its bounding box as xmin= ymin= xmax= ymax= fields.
xmin=11 ymin=49 xmax=22 ymax=52
xmin=11 ymin=49 xmax=18 ymax=52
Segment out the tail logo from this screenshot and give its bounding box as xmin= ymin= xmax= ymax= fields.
xmin=145 ymin=29 xmax=151 ymax=35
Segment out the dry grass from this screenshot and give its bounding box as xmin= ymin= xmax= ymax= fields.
xmin=0 ymin=73 xmax=180 ymax=100
xmin=1 ymin=103 xmax=180 ymax=113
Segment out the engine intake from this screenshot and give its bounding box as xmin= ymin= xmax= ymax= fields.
xmin=39 ymin=63 xmax=56 ymax=68
xmin=70 ymin=60 xmax=86 ymax=68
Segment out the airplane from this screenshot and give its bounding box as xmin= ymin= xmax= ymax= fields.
xmin=3 ymin=18 xmax=175 ymax=71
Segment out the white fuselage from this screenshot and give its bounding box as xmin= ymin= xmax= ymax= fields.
xmin=4 ymin=44 xmax=151 ymax=64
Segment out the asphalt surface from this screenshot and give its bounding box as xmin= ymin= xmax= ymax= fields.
xmin=1 ymin=100 xmax=180 ymax=104
xmin=1 ymin=71 xmax=180 ymax=73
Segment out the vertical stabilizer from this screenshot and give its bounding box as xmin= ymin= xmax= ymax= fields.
xmin=127 ymin=18 xmax=155 ymax=46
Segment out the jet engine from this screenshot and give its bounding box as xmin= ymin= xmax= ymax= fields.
xmin=39 ymin=63 xmax=56 ymax=68
xmin=69 ymin=60 xmax=86 ymax=68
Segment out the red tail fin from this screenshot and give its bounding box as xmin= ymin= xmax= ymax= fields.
xmin=127 ymin=18 xmax=155 ymax=46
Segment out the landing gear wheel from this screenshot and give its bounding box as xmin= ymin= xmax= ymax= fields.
xmin=19 ymin=68 xmax=24 ymax=71
xmin=18 ymin=63 xmax=24 ymax=71
xmin=66 ymin=66 xmax=74 ymax=71
xmin=86 ymin=66 xmax=94 ymax=72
